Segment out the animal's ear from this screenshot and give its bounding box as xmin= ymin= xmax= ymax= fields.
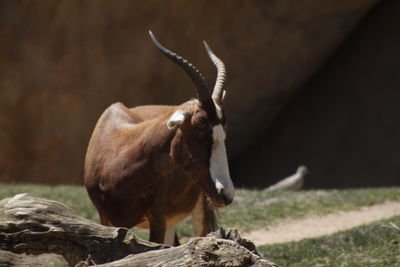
xmin=167 ymin=110 xmax=188 ymax=129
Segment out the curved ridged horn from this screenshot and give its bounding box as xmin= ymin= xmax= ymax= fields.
xmin=149 ymin=31 xmax=211 ymax=103
xmin=203 ymin=41 xmax=226 ymax=103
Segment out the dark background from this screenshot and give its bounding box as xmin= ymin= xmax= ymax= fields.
xmin=1 ymin=0 xmax=399 ymax=189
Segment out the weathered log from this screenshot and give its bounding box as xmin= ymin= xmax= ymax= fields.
xmin=208 ymin=227 xmax=260 ymax=256
xmin=95 ymin=228 xmax=279 ymax=267
xmin=0 ymin=249 xmax=53 ymax=267
xmin=94 ymin=237 xmax=277 ymax=267
xmin=0 ymin=194 xmax=278 ymax=267
xmin=0 ymin=193 xmax=167 ymax=266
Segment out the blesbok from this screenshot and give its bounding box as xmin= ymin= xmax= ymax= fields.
xmin=84 ymin=31 xmax=234 ymax=245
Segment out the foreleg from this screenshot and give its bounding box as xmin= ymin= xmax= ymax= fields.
xmin=148 ymin=180 xmax=167 ymax=244
xmin=192 ymin=192 xmax=217 ymax=236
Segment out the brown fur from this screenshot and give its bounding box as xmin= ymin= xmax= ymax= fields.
xmin=84 ymin=100 xmax=223 ymax=243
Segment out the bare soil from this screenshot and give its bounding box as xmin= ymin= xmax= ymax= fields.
xmin=242 ymin=201 xmax=400 ymax=246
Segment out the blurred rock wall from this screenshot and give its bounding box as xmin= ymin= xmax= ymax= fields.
xmin=0 ymin=0 xmax=381 ymax=186
xmin=234 ymin=0 xmax=400 ymax=188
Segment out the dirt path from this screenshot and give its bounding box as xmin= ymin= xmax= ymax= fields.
xmin=242 ymin=201 xmax=400 ymax=246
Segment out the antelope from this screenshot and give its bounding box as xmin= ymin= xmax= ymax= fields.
xmin=84 ymin=31 xmax=234 ymax=245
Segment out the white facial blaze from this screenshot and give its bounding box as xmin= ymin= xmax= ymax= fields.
xmin=210 ymin=124 xmax=234 ymax=201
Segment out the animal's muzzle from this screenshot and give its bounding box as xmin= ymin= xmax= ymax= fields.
xmin=218 ymin=188 xmax=233 ymax=206
xmin=221 ymin=191 xmax=233 ymax=206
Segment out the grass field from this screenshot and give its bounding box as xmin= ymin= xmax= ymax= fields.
xmin=259 ymin=216 xmax=400 ymax=266
xmin=1 ymin=183 xmax=399 ymax=266
xmin=180 ymin=187 xmax=400 ymax=236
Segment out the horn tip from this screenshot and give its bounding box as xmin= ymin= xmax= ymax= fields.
xmin=148 ymin=30 xmax=162 ymax=49
xmin=148 ymin=30 xmax=155 ymax=40
xmin=203 ymin=40 xmax=212 ymax=54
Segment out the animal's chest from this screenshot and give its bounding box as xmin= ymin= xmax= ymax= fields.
xmin=165 ymin=186 xmax=200 ymax=215
xmin=136 ymin=175 xmax=202 ymax=229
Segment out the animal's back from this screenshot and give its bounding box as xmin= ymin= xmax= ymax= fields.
xmin=84 ymin=102 xmax=141 ymax=183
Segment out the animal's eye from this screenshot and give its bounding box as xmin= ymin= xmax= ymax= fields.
xmin=196 ymin=116 xmax=208 ymax=126
xmin=192 ymin=111 xmax=209 ymax=131
xmin=196 ymin=119 xmax=209 ymax=132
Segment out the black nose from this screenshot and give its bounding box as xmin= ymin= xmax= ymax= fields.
xmin=223 ymin=194 xmax=233 ymax=205
xmin=219 ymin=189 xmax=233 ymax=206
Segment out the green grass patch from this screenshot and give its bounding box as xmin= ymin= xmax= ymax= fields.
xmin=178 ymin=187 xmax=400 ymax=235
xmin=1 ymin=184 xmax=399 ymax=239
xmin=259 ymin=215 xmax=400 ymax=267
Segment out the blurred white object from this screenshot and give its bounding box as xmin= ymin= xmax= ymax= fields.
xmin=266 ymin=166 xmax=308 ymax=192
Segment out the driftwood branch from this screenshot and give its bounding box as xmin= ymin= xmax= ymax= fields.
xmin=0 ymin=194 xmax=279 ymax=267
xmin=266 ymin=166 xmax=307 ymax=192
